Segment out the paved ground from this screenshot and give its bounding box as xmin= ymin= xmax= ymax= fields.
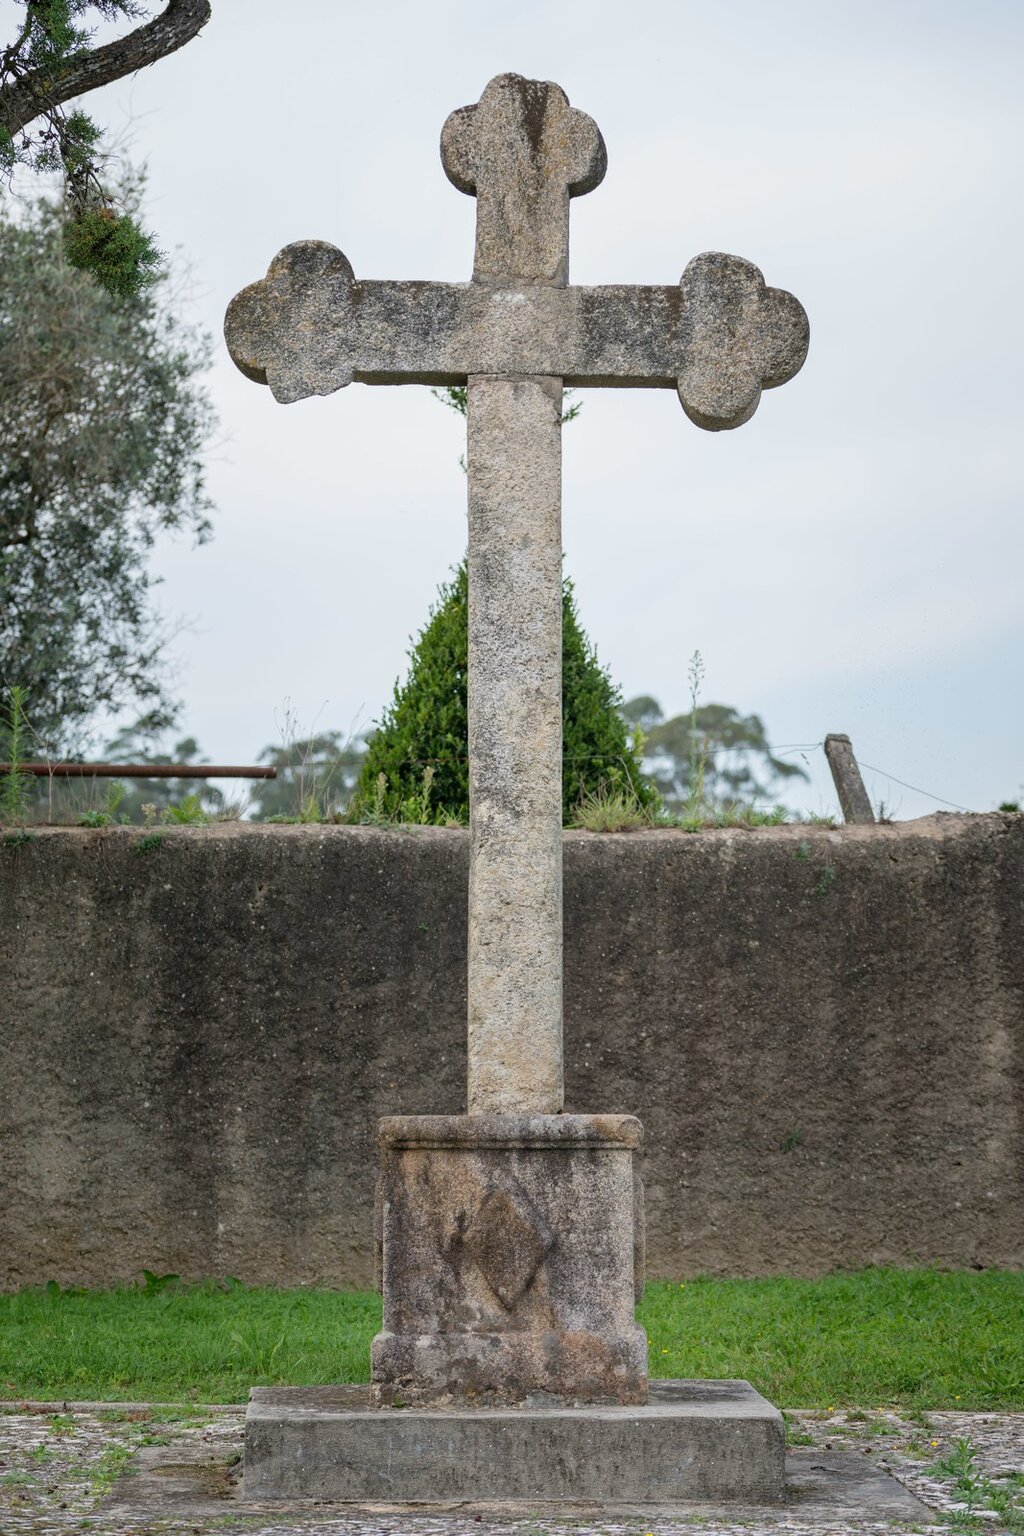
xmin=0 ymin=1401 xmax=1021 ymax=1534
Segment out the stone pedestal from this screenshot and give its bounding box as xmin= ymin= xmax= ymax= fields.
xmin=243 ymin=1113 xmax=787 ymax=1505
xmin=243 ymin=1380 xmax=787 ymax=1504
xmin=371 ymin=1114 xmax=647 ymax=1406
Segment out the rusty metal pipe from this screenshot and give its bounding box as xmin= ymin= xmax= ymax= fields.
xmin=14 ymin=763 xmax=277 ymax=779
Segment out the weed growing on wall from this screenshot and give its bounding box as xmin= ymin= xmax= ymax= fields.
xmin=161 ymin=794 xmax=208 ymax=826
xmin=570 ymin=784 xmax=654 ymax=832
xmin=78 ymin=782 xmax=126 ymax=828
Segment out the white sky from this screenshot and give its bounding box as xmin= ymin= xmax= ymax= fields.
xmin=16 ymin=0 xmax=1024 ymax=816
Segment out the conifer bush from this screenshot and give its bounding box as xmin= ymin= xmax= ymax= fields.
xmin=355 ymin=562 xmax=657 ymax=824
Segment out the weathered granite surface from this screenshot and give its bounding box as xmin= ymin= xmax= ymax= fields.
xmin=245 ymin=1381 xmax=785 ymax=1503
xmin=467 ymin=376 xmax=564 ymax=1114
xmin=223 ymin=252 xmax=808 ymax=426
xmin=441 ymin=73 xmax=606 ymax=287
xmin=370 ymin=1115 xmax=646 ymax=1407
xmin=224 ymin=69 xmax=807 ymax=428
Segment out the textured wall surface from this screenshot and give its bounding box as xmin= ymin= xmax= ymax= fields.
xmin=0 ymin=814 xmax=1021 ymax=1290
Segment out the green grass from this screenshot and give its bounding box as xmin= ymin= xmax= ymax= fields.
xmin=643 ymin=1269 xmax=1024 ymax=1410
xmin=0 ymin=1268 xmax=1020 ymax=1408
xmin=0 ymin=1282 xmax=380 ymax=1404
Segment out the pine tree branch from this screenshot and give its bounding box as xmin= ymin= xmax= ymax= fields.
xmin=0 ymin=11 xmax=35 ymax=82
xmin=0 ymin=1 xmax=211 ymax=140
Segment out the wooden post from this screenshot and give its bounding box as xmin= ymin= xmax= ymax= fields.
xmin=824 ymin=733 xmax=875 ymax=824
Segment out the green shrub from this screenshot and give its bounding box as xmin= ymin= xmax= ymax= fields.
xmin=354 ymin=562 xmax=657 ymax=824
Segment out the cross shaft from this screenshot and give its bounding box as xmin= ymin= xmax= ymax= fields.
xmin=467 ymin=373 xmax=564 ymax=1111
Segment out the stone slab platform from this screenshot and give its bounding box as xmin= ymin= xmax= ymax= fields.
xmin=244 ymin=1379 xmax=786 ymax=1504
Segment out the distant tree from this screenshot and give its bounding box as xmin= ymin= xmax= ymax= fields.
xmin=0 ymin=183 xmax=214 ymax=750
xmin=354 ymin=562 xmax=656 ymax=824
xmin=0 ymin=1 xmax=211 ymax=297
xmin=100 ymin=714 xmax=223 ymax=818
xmin=621 ymin=693 xmax=808 ymax=811
xmin=249 ymin=731 xmax=366 ymax=822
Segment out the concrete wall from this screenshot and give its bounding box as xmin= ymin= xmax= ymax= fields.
xmin=0 ymin=814 xmax=1021 ymax=1290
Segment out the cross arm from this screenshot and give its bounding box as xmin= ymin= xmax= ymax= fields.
xmin=224 ymin=243 xmax=808 ymax=431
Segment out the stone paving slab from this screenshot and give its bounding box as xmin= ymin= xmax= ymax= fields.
xmin=1 ymin=1401 xmax=1022 ymax=1534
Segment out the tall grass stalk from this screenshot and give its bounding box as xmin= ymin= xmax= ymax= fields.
xmin=0 ymin=686 xmax=32 ymax=824
xmin=684 ymin=649 xmax=709 ymax=829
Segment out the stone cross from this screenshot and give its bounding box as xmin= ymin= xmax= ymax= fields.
xmin=230 ymin=72 xmax=809 ymax=1424
xmin=226 ymin=72 xmax=809 ymax=1127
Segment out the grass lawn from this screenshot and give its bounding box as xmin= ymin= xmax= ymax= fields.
xmin=0 ymin=1267 xmax=1020 ymax=1409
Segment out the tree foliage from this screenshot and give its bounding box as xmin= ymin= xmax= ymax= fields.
xmin=355 ymin=562 xmax=656 ymax=824
xmin=63 ymin=201 xmax=161 ymax=296
xmin=620 ymin=694 xmax=808 ymax=810
xmin=0 ymin=186 xmax=214 ymax=750
xmin=0 ymin=1 xmax=211 ymax=297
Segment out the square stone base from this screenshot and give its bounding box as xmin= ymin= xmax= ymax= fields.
xmin=244 ymin=1379 xmax=786 ymax=1504
xmin=373 ymin=1113 xmax=647 ymax=1406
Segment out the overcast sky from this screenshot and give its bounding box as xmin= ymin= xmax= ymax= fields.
xmin=17 ymin=0 xmax=1023 ymax=817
